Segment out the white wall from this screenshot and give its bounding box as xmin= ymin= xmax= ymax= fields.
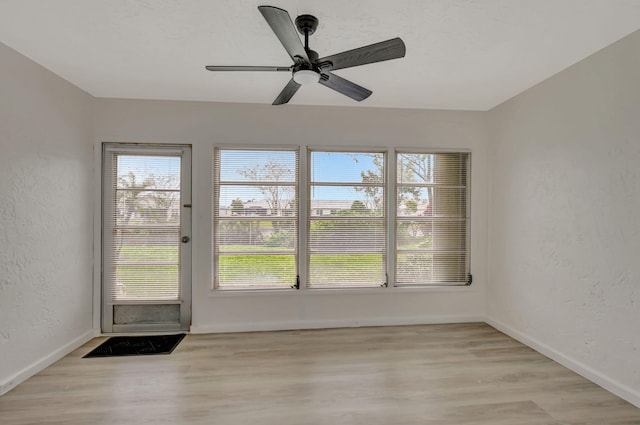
xmin=487 ymin=30 xmax=640 ymax=406
xmin=0 ymin=43 xmax=94 ymax=395
xmin=93 ymin=100 xmax=489 ymax=333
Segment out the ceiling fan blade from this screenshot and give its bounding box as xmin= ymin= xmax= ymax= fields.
xmin=318 ymin=72 xmax=372 ymax=102
xmin=258 ymin=6 xmax=309 ymax=64
xmin=317 ymin=37 xmax=406 ymax=71
xmin=273 ymin=79 xmax=301 ymax=105
xmin=205 ymin=66 xmax=291 ymax=72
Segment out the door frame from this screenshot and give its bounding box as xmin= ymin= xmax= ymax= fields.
xmin=101 ymin=143 xmax=192 ymax=333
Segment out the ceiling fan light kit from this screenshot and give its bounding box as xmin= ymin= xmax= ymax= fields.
xmin=293 ymin=69 xmax=320 ymax=85
xmin=205 ymin=5 xmax=406 ymax=105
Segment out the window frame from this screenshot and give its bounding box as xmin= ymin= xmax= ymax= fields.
xmin=306 ymin=148 xmax=388 ymax=289
xmin=212 ymin=146 xmax=300 ymax=290
xmin=393 ymin=149 xmax=471 ymax=287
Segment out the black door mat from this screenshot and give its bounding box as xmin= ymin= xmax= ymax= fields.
xmin=84 ymin=334 xmax=186 ymax=358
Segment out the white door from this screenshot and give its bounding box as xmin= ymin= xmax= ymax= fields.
xmin=102 ymin=144 xmax=191 ymax=333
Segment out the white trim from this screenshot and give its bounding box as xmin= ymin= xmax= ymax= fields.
xmin=212 ymin=144 xmax=300 ymax=151
xmin=386 ymin=147 xmax=397 ymax=288
xmin=395 ymin=147 xmax=473 ymax=154
xmin=0 ymin=330 xmax=94 ymax=397
xmin=208 ymin=285 xmax=475 ymax=297
xmin=93 ymin=142 xmax=103 ymax=331
xmin=307 ymin=145 xmax=389 ymax=153
xmin=190 ymin=315 xmax=484 ymax=334
xmin=486 ymin=317 xmax=640 ymax=409
xmin=298 ymin=145 xmax=309 ymax=290
xmin=179 ymin=145 xmax=193 ymax=331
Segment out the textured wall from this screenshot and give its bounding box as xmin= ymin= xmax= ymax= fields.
xmin=93 ymin=100 xmax=489 ymax=333
xmin=487 ymin=30 xmax=640 ymax=403
xmin=0 ymin=42 xmax=94 ymax=393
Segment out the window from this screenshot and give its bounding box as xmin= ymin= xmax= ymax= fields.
xmin=308 ymin=151 xmax=386 ymax=288
xmin=212 ymin=147 xmax=470 ymax=290
xmin=396 ymin=152 xmax=470 ymax=285
xmin=213 ymin=148 xmax=298 ymax=289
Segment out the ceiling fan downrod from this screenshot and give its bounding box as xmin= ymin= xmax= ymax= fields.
xmin=295 ymin=14 xmax=319 ymax=48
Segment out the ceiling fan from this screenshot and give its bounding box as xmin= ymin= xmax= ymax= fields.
xmin=205 ymin=5 xmax=406 ymax=105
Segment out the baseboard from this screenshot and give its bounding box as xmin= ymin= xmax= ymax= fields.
xmin=190 ymin=315 xmax=484 ymax=334
xmin=486 ymin=317 xmax=640 ymax=409
xmin=0 ymin=330 xmax=95 ymax=397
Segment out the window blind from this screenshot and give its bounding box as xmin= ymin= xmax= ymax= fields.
xmin=308 ymin=151 xmax=386 ymax=287
xmin=109 ymin=154 xmax=182 ymax=300
xmin=213 ymin=149 xmax=298 ymax=289
xmin=396 ymin=152 xmax=470 ymax=285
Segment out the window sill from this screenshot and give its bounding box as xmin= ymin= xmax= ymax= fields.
xmin=208 ymin=285 xmax=475 ymax=297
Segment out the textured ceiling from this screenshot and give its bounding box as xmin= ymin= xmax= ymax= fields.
xmin=1 ymin=0 xmax=640 ymax=110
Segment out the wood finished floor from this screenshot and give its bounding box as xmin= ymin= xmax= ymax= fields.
xmin=1 ymin=323 xmax=639 ymax=424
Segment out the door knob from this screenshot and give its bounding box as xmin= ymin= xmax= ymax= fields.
xmin=181 ymin=236 xmax=190 ymax=243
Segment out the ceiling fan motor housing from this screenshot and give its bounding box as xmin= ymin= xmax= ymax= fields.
xmin=293 ymin=47 xmax=320 ymax=85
